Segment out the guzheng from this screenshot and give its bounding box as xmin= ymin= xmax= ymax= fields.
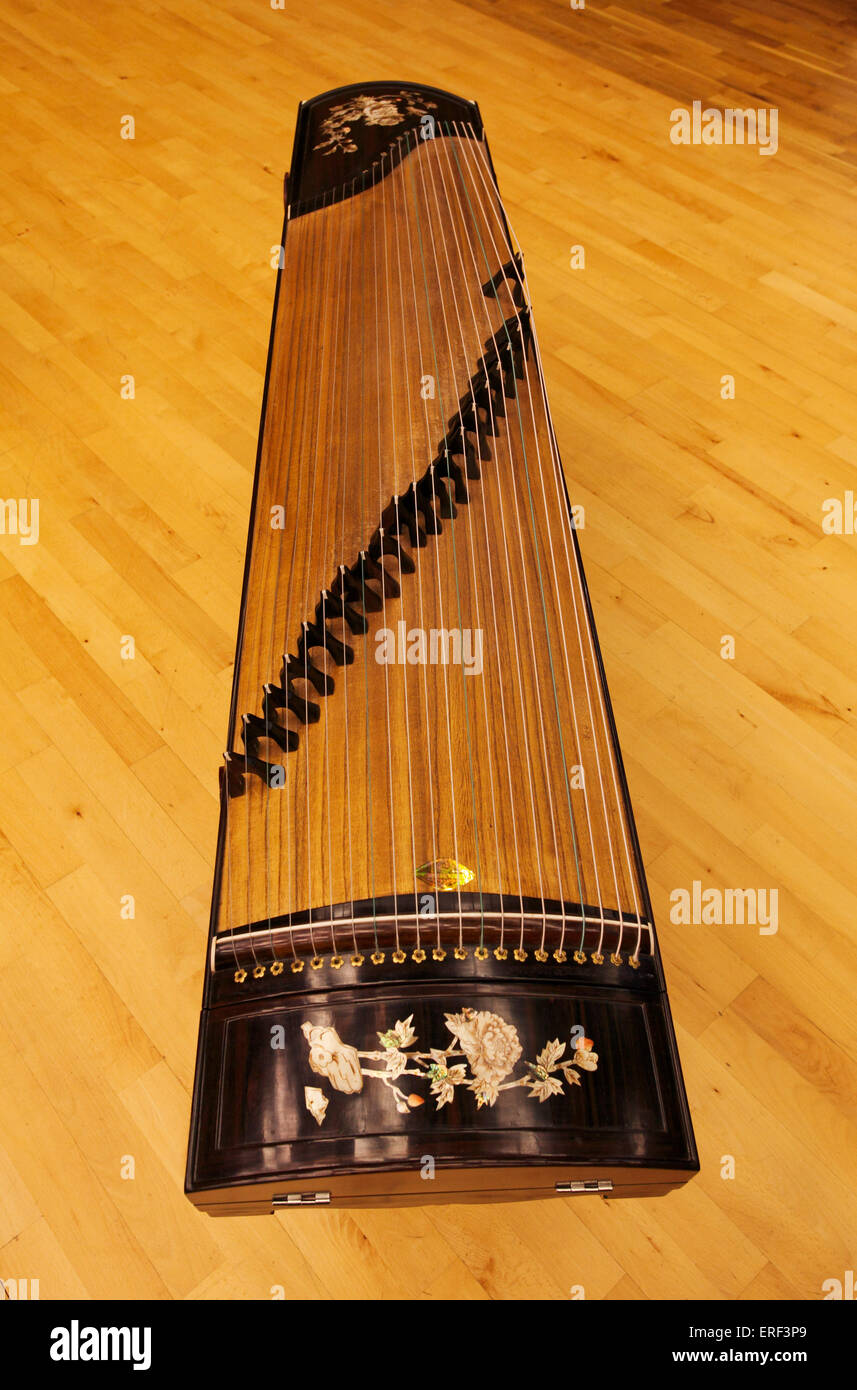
xmin=185 ymin=82 xmax=698 ymax=1214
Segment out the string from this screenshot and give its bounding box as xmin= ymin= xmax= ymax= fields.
xmin=446 ymin=127 xmax=593 ymax=960
xmin=425 ymin=134 xmax=529 ymax=948
xmin=402 ymin=130 xmax=467 ymax=956
xmin=400 ymin=132 xmax=463 ymax=956
xmin=390 ymin=141 xmax=438 ymax=956
xmin=412 ymin=134 xmax=496 ymax=952
xmin=396 ymin=135 xmax=452 ymax=959
xmin=423 ymin=138 xmax=526 ymax=952
xmin=219 ymin=899 xmax=604 ymax=967
xmin=361 ymin=167 xmax=377 ymax=954
xmin=239 ymin=198 xmax=327 ymax=976
xmin=302 ymin=186 xmax=341 ymax=962
xmin=379 ymin=151 xmax=422 ymax=947
xmin=418 ymin=135 xmax=511 ymax=954
xmin=224 ymin=754 xmax=240 ymax=977
xmin=531 ymin=300 xmax=648 ymax=959
xmin=460 ymin=124 xmax=648 ymax=960
xmin=368 ymin=157 xmax=400 ymax=957
xmin=225 ymin=204 xmax=315 ymax=977
xmin=339 ymin=176 xmax=359 ymax=959
xmin=319 ymin=172 xmax=350 ymax=962
xmin=426 ymin=130 xmax=561 ymax=958
xmin=457 ymin=146 xmax=588 ymax=959
xmin=257 ymin=192 xmax=315 ymax=971
xmin=275 ymin=193 xmax=333 ymax=965
xmin=472 ymin=137 xmax=647 ymax=961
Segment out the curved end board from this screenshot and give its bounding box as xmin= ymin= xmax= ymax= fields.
xmin=287 ymin=81 xmax=483 ymax=214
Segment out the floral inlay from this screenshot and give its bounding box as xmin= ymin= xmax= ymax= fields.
xmin=301 ymin=1008 xmax=598 ymax=1120
xmin=303 ymin=1086 xmax=328 ymax=1126
xmin=313 ymin=90 xmax=439 ymax=157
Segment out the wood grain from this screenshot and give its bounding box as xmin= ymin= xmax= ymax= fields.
xmin=222 ymin=131 xmax=646 ymax=950
xmin=1 ymin=0 xmax=856 ymax=1300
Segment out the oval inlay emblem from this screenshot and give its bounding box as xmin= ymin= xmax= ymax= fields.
xmin=416 ymin=858 xmax=475 ymax=890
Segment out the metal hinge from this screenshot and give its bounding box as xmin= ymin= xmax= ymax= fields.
xmin=555 ymin=1179 xmax=614 ymax=1194
xmin=272 ymin=1191 xmax=331 ymax=1208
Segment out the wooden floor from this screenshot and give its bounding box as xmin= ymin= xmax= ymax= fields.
xmin=1 ymin=0 xmax=856 ymax=1301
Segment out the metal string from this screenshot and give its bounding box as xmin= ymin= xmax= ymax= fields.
xmin=361 ymin=166 xmax=378 ymax=953
xmin=390 ymin=139 xmax=438 ymax=956
xmin=418 ymin=135 xmax=518 ymax=952
xmin=380 ymin=150 xmax=422 ymax=944
xmin=272 ymin=193 xmax=334 ymax=964
xmin=318 ymin=174 xmax=350 ymax=961
xmin=263 ymin=194 xmax=315 ymax=967
xmin=246 ymin=192 xmax=322 ymax=972
xmin=300 ymin=186 xmax=340 ymax=962
xmin=461 ymin=125 xmax=648 ymax=959
xmin=370 ymin=157 xmax=401 ymax=955
xmin=338 ymin=176 xmax=360 ymax=958
xmin=429 ymin=131 xmax=565 ymax=957
xmin=447 ymin=127 xmax=596 ymax=958
xmin=402 ymin=129 xmax=467 ymax=953
xmin=411 ymin=133 xmax=497 ymax=953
